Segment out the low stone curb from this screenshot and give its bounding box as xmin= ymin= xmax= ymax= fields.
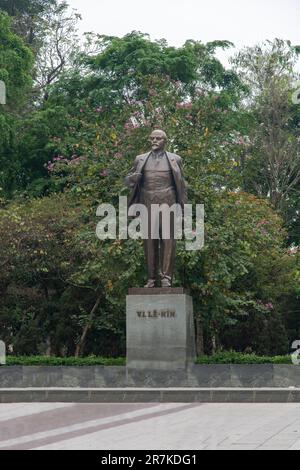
xmin=1 ymin=388 xmax=300 ymax=403
xmin=1 ymin=365 xmax=300 ymax=388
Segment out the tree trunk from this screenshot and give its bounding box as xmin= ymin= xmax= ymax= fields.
xmin=45 ymin=337 xmax=51 ymax=357
xmin=211 ymin=334 xmax=217 ymax=354
xmin=195 ymin=319 xmax=204 ymax=356
xmin=43 ymin=284 xmax=51 ymax=356
xmin=75 ymin=296 xmax=101 ymax=358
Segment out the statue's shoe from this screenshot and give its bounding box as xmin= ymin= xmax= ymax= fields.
xmin=161 ymin=277 xmax=172 ymax=288
xmin=144 ymin=279 xmax=156 ymax=288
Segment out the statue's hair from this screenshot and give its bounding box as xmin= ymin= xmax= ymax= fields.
xmin=150 ymin=129 xmax=167 ymax=141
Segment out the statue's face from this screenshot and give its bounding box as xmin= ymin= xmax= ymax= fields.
xmin=150 ymin=131 xmax=166 ymax=152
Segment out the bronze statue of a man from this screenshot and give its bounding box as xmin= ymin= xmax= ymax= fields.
xmin=125 ymin=130 xmax=187 ymax=288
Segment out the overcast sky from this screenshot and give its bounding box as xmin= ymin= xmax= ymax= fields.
xmin=67 ymin=0 xmax=300 ymax=68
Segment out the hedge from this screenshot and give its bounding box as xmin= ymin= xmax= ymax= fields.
xmin=195 ymin=352 xmax=293 ymax=365
xmin=3 ymin=356 xmax=126 ymax=366
xmin=0 ymin=352 xmax=294 ymax=366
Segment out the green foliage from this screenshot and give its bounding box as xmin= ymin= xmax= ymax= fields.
xmin=232 ymin=40 xmax=300 ymax=244
xmin=0 ymin=21 xmax=299 ymax=358
xmin=0 ymin=11 xmax=33 ymax=106
xmin=0 ymin=0 xmax=55 ymax=17
xmin=0 ymin=0 xmax=58 ymax=50
xmin=4 ymin=355 xmax=125 ymax=366
xmin=0 ymin=11 xmax=33 ymax=196
xmin=196 ymin=351 xmax=293 ymax=364
xmin=1 ymin=352 xmax=295 ymax=366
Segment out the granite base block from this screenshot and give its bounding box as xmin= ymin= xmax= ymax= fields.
xmin=126 ymin=293 xmax=196 ymax=370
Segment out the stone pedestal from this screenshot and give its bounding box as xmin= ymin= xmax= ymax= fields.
xmin=126 ymin=288 xmax=196 ymax=370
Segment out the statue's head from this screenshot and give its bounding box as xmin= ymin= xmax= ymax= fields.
xmin=150 ymin=129 xmax=167 ymax=152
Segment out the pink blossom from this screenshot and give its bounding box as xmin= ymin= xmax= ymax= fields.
xmin=68 ymin=156 xmax=86 ymax=166
xmin=288 ymin=246 xmax=300 ymax=255
xmin=46 ymin=163 xmax=55 ymax=173
xmin=176 ymin=102 xmax=193 ymax=110
xmin=149 ymin=89 xmax=157 ymax=97
xmin=257 ymin=219 xmax=268 ymax=227
xmin=124 ymin=118 xmax=140 ymax=130
xmin=53 ymin=155 xmax=65 ymax=162
xmin=100 ymin=169 xmax=108 ymax=177
xmin=265 ymin=303 xmax=274 ymax=311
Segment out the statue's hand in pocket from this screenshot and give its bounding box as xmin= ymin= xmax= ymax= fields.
xmin=125 ymin=172 xmax=142 ymax=188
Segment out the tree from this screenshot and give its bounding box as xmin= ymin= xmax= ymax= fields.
xmin=34 ymin=1 xmax=81 ymax=101
xmin=0 ymin=11 xmax=33 ymax=196
xmin=0 ymin=11 xmax=33 ymax=107
xmin=232 ymin=40 xmax=300 ymax=243
xmin=0 ymin=0 xmax=57 ymax=48
xmin=0 ymin=23 xmax=299 ymax=357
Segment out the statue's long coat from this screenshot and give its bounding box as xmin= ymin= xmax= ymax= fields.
xmin=125 ymin=152 xmax=187 ymax=209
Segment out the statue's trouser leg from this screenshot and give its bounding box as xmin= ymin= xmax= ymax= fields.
xmin=160 ymin=237 xmax=176 ymax=281
xmin=143 ymin=238 xmax=159 ymax=280
xmin=160 ymin=188 xmax=176 ymax=283
xmin=141 ymin=187 xmax=177 ymax=283
xmin=142 ymin=192 xmax=159 ymax=281
xmin=159 ymin=208 xmax=176 ymax=282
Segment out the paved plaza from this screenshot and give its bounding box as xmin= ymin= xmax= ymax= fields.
xmin=1 ymin=403 xmax=300 ymax=450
